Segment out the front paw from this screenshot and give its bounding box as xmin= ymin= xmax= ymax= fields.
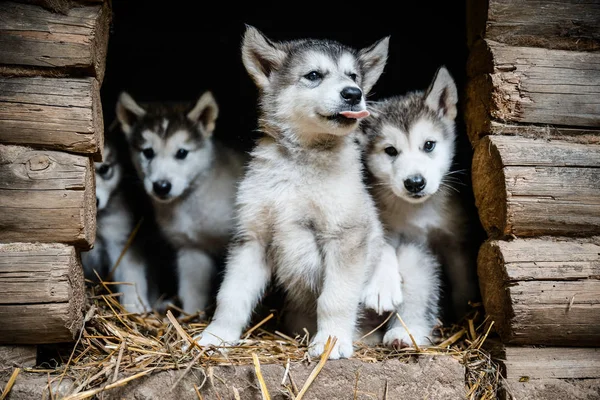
xmin=184 ymin=324 xmax=239 ymax=352
xmin=383 ymin=325 xmax=432 ymax=349
xmin=308 ymin=331 xmax=354 ymax=360
xmin=361 ymin=272 xmax=403 ymax=315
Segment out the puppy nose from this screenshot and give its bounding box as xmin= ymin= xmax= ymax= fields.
xmin=153 ymin=180 xmax=172 ymax=197
xmin=340 ymin=86 xmax=362 ymax=105
xmin=404 ymin=175 xmax=426 ymax=193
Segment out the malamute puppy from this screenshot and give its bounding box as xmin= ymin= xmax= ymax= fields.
xmin=116 ymin=91 xmax=247 ymax=315
xmin=81 ymin=132 xmax=165 ymax=314
xmin=193 ymin=26 xmax=389 ymax=359
xmin=361 ymin=66 xmax=479 ymax=344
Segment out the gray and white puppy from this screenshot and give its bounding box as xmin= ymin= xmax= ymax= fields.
xmin=361 ymin=66 xmax=479 ymax=346
xmin=193 ymin=25 xmax=389 ymax=360
xmin=81 ymin=135 xmax=158 ymax=313
xmin=116 ymin=91 xmax=247 ymax=315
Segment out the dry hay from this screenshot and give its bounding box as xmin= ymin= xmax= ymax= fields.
xmin=9 ymin=281 xmax=500 ymax=400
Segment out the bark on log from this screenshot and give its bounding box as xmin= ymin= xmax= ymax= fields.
xmin=467 ymin=0 xmax=600 ymax=51
xmin=478 ymin=237 xmax=600 ymax=346
xmin=0 ymin=145 xmax=96 ymax=248
xmin=0 ymin=1 xmax=111 ymax=82
xmin=0 ymin=243 xmax=85 ymax=344
xmin=0 ymin=76 xmax=103 ymax=160
xmin=465 ymin=40 xmax=600 ymax=144
xmin=472 ymin=135 xmax=600 ymax=237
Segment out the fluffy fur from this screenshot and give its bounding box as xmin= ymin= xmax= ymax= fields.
xmin=81 ymin=134 xmax=165 ymax=313
xmin=116 ymin=91 xmax=247 ymax=315
xmin=361 ymin=66 xmax=479 ymax=340
xmin=193 ymin=25 xmax=390 ymax=359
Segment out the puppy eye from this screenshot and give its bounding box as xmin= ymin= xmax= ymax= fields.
xmin=384 ymin=146 xmax=398 ymax=157
xmin=348 ymin=73 xmax=357 ymax=82
xmin=97 ymin=164 xmax=111 ymax=176
xmin=423 ymin=141 xmax=436 ymax=152
xmin=142 ymin=148 xmax=155 ymax=159
xmin=304 ymin=71 xmax=323 ymax=81
xmin=175 ymin=149 xmax=189 ymax=160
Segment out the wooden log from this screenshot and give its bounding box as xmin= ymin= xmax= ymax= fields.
xmin=467 ymin=0 xmax=600 ymax=51
xmin=0 ymin=345 xmax=37 ymax=367
xmin=0 ymin=1 xmax=111 ymax=82
xmin=0 ymin=243 xmax=85 ymax=344
xmin=0 ymin=76 xmax=103 ymax=160
xmin=0 ymin=145 xmax=95 ymax=248
xmin=478 ymin=237 xmax=600 ymax=346
xmin=472 ymin=135 xmax=600 ymax=237
xmin=465 ymin=40 xmax=600 ymax=144
xmin=486 ymin=121 xmax=600 ymax=145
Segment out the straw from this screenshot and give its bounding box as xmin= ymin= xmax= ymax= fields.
xmin=0 ymin=368 xmax=20 ymax=400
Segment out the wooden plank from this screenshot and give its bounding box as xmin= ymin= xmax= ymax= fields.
xmin=0 ymin=76 xmax=103 ymax=159
xmin=465 ymin=40 xmax=600 ymax=144
xmin=486 ymin=121 xmax=600 ymax=145
xmin=488 ymin=341 xmax=600 ymax=381
xmin=472 ymin=135 xmax=600 ymax=237
xmin=0 ymin=243 xmax=85 ymax=344
xmin=467 ymin=0 xmax=600 ymax=51
xmin=478 ymin=237 xmax=600 ymax=346
xmin=0 ymin=145 xmax=95 ymax=248
xmin=0 ymin=1 xmax=111 ymax=82
xmin=0 ymin=345 xmax=36 ymax=368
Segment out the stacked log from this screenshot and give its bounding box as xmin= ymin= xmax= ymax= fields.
xmin=0 ymin=0 xmax=110 ymax=350
xmin=466 ymin=0 xmax=600 ymax=396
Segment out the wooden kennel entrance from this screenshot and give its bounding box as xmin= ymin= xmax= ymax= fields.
xmin=0 ymin=0 xmax=599 ymax=398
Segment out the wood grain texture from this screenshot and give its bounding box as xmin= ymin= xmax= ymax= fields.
xmin=472 ymin=135 xmax=600 ymax=237
xmin=0 ymin=243 xmax=84 ymax=344
xmin=0 ymin=1 xmax=111 ymax=82
xmin=0 ymin=145 xmax=96 ymax=248
xmin=465 ymin=40 xmax=600 ymax=143
xmin=478 ymin=237 xmax=600 ymax=346
xmin=0 ymin=76 xmax=103 ymax=159
xmin=468 ymin=0 xmax=600 ymax=51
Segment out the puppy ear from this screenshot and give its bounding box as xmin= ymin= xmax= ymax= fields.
xmin=116 ymin=91 xmax=146 ymax=138
xmin=187 ymin=91 xmax=219 ymax=138
xmin=358 ymin=36 xmax=390 ymax=94
xmin=241 ymin=25 xmax=287 ymax=89
xmin=424 ymin=66 xmax=458 ymax=121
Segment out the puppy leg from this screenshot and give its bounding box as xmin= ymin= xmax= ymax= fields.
xmin=193 ymin=239 xmax=270 ymax=348
xmin=383 ymin=242 xmax=441 ymax=348
xmin=309 ymin=231 xmax=369 ymax=360
xmin=177 ymin=248 xmax=216 ymax=315
xmin=113 ymin=252 xmax=151 ymax=314
xmin=361 ymin=241 xmax=403 ymax=315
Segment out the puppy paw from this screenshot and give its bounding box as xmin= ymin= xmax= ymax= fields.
xmin=361 ymin=245 xmax=403 ymax=314
xmin=383 ymin=325 xmax=432 ymax=350
xmin=183 ymin=324 xmax=239 ymax=352
xmin=308 ymin=331 xmax=354 ymax=360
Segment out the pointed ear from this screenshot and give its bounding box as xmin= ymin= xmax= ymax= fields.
xmin=187 ymin=91 xmax=219 ymax=137
xmin=241 ymin=25 xmax=287 ymax=89
xmin=116 ymin=92 xmax=146 ymax=137
xmin=424 ymin=66 xmax=458 ymax=121
xmin=358 ymin=36 xmax=390 ymax=94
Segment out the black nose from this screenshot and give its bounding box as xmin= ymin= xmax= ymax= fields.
xmin=153 ymin=180 xmax=172 ymax=197
xmin=340 ymin=86 xmax=362 ymax=105
xmin=404 ymin=175 xmax=426 ymax=193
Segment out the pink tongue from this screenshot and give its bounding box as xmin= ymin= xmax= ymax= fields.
xmin=340 ymin=110 xmax=370 ymax=119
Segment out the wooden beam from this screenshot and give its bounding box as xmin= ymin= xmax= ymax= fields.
xmin=0 ymin=1 xmax=111 ymax=82
xmin=467 ymin=0 xmax=600 ymax=51
xmin=0 ymin=145 xmax=96 ymax=249
xmin=0 ymin=76 xmax=103 ymax=160
xmin=0 ymin=243 xmax=85 ymax=344
xmin=472 ymin=135 xmax=600 ymax=237
xmin=465 ymin=40 xmax=600 ymax=144
xmin=478 ymin=237 xmax=600 ymax=346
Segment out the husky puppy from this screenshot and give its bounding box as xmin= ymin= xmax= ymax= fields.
xmin=116 ymin=91 xmax=247 ymax=315
xmin=361 ymin=66 xmax=479 ymax=345
xmin=81 ymin=133 xmax=163 ymax=313
xmin=192 ymin=26 xmax=389 ymax=360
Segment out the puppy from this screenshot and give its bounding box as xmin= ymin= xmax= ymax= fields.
xmin=193 ymin=25 xmax=389 ymax=359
